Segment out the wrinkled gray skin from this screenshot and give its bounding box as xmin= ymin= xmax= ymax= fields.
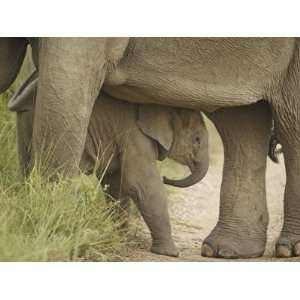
xmin=1 ymin=37 xmax=300 ymax=259
xmin=9 ymin=76 xmax=209 ymax=257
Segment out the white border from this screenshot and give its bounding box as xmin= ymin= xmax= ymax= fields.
xmin=2 ymin=0 xmax=300 ymax=36
xmin=0 ymin=262 xmax=298 ymax=300
xmin=0 ymin=0 xmax=300 ymax=299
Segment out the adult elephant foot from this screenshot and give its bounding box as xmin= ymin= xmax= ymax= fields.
xmin=151 ymin=240 xmax=179 ymax=257
xmin=276 ymin=235 xmax=300 ymax=258
xmin=205 ymin=101 xmax=272 ymax=259
xmin=201 ymin=225 xmax=266 ymax=258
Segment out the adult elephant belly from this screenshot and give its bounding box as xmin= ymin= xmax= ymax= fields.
xmin=103 ymin=37 xmax=295 ymax=112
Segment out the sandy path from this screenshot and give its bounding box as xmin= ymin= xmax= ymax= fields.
xmin=128 ymin=149 xmax=299 ymax=261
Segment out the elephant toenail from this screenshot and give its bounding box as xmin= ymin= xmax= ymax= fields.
xmin=217 ymin=248 xmax=236 ymax=258
xmin=201 ymin=243 xmax=214 ymax=257
xmin=276 ymin=245 xmax=292 ymax=257
xmin=294 ymin=243 xmax=300 ymax=256
xmin=277 ymin=237 xmax=292 ymax=248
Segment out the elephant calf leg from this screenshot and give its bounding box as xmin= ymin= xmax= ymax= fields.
xmin=102 ymin=171 xmax=130 ymax=229
xmin=123 ymin=171 xmax=178 ymax=257
xmin=202 ymin=101 xmax=272 ymax=258
xmin=121 ymin=138 xmax=178 ymax=257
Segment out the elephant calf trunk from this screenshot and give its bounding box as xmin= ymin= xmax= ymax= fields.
xmin=163 ymin=160 xmax=208 ymax=188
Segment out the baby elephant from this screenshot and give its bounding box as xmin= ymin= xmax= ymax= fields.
xmin=9 ymin=75 xmax=209 ymax=257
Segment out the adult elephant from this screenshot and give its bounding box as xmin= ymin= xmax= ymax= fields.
xmin=0 ymin=37 xmax=298 ymax=259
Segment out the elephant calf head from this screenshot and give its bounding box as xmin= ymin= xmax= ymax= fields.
xmin=137 ymin=105 xmax=209 ymax=188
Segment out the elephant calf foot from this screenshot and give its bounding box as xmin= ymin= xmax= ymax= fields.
xmin=201 ymin=225 xmax=266 ymax=259
xmin=276 ymin=233 xmax=300 ymax=258
xmin=151 ymin=239 xmax=179 ymax=257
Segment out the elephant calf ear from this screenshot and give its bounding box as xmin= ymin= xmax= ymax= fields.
xmin=137 ymin=104 xmax=174 ymax=157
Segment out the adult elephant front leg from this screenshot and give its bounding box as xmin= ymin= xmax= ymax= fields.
xmin=202 ymin=101 xmax=272 ymax=258
xmin=33 ymin=38 xmax=108 ymax=176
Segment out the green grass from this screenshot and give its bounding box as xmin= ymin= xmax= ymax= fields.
xmin=0 ymin=57 xmax=129 ymax=261
xmin=0 ymin=173 xmax=128 ymax=261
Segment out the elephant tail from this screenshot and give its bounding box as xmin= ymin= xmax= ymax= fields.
xmin=268 ymin=131 xmax=283 ymax=163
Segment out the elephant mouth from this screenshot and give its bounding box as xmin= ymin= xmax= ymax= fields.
xmin=162 ymin=160 xmax=208 ymax=188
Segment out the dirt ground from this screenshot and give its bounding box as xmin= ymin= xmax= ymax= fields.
xmin=128 ymin=126 xmax=300 ymax=262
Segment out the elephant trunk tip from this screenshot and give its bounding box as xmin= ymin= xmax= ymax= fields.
xmin=163 ymin=160 xmax=208 ymax=188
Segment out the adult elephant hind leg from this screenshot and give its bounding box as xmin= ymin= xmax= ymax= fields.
xmin=271 ymin=52 xmax=300 ymax=257
xmin=272 ymin=113 xmax=300 ymax=258
xmin=202 ymin=101 xmax=272 ymax=258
